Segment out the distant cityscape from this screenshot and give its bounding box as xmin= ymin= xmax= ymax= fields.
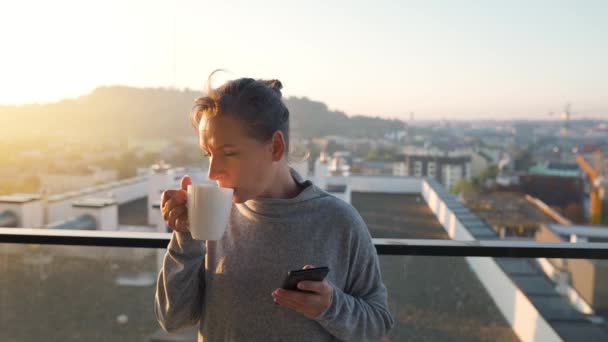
xmin=1 ymin=100 xmax=608 ymax=341
xmin=3 ymin=112 xmax=606 ymax=227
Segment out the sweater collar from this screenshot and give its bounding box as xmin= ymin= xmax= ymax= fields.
xmin=236 ymin=168 xmax=325 ymax=219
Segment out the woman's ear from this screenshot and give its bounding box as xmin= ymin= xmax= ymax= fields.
xmin=270 ymin=131 xmax=286 ymax=162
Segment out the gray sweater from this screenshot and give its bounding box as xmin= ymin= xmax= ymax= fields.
xmin=155 ymin=172 xmax=394 ymax=341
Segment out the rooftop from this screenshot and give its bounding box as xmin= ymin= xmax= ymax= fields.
xmin=462 ymin=192 xmax=558 ymax=230
xmin=0 ymin=193 xmax=41 ymax=204
xmin=351 ymin=192 xmax=519 ymax=341
xmin=351 ymin=192 xmax=447 ymax=239
xmin=72 ymin=197 xmax=117 ymax=208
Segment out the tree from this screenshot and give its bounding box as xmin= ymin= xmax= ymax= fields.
xmin=511 ymin=145 xmax=535 ymax=171
xmin=325 ymin=141 xmax=344 ymax=155
xmin=451 ymin=179 xmax=478 ymax=195
xmin=477 ymin=165 xmax=499 ymax=185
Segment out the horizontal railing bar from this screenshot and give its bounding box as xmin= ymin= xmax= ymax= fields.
xmin=0 ymin=228 xmax=172 ymax=248
xmin=374 ymin=238 xmax=608 ymax=259
xmin=3 ymin=228 xmax=608 ymax=259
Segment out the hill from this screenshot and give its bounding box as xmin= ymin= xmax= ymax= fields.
xmin=0 ymin=86 xmax=404 ymax=140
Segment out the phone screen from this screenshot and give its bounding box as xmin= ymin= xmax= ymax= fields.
xmin=281 ymin=266 xmax=330 ymax=291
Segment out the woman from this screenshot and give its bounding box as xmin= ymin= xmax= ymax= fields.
xmin=155 ymin=73 xmax=394 ymax=341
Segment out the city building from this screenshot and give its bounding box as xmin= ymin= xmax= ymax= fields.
xmin=395 ymin=146 xmax=472 ymax=190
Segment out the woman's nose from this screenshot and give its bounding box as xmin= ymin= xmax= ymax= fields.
xmin=207 ymin=158 xmax=224 ymax=181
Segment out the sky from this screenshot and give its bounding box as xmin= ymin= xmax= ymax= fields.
xmin=1 ymin=0 xmax=607 ymax=119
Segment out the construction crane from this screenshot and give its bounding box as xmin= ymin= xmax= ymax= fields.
xmin=548 ymin=103 xmax=573 ymax=138
xmin=575 ymin=149 xmax=605 ymax=224
xmin=561 ymin=103 xmax=571 ymax=138
xmin=547 ymin=103 xmax=574 ymax=161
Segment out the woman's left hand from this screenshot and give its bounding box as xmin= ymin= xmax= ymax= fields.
xmin=271 ymin=265 xmax=333 ymax=319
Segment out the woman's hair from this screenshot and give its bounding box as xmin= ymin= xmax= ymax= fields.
xmin=191 ymin=70 xmax=290 ymax=156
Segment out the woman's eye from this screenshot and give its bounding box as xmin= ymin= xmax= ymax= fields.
xmin=224 ymin=151 xmax=237 ymax=156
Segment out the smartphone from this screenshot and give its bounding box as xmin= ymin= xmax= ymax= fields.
xmin=281 ymin=266 xmax=330 ymax=292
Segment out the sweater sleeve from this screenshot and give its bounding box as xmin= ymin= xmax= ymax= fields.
xmin=154 ymin=230 xmax=206 ymax=332
xmin=313 ymin=210 xmax=395 ymax=341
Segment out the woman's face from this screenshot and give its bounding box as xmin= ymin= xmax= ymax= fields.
xmin=199 ymin=115 xmax=276 ymax=203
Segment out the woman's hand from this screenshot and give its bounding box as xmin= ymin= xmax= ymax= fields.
xmin=271 ymin=265 xmax=333 ymax=319
xmin=160 ymin=175 xmax=192 ymax=233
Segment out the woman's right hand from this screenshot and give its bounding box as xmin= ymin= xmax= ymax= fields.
xmin=160 ymin=175 xmax=192 ymax=233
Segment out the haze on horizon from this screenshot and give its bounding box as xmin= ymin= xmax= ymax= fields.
xmin=1 ymin=0 xmax=607 ymax=120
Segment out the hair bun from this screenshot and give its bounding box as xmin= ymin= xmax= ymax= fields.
xmin=262 ymin=79 xmax=283 ymax=97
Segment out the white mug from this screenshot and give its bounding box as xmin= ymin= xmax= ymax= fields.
xmin=187 ymin=184 xmax=233 ymax=240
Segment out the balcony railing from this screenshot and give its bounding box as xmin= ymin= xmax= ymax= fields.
xmin=3 ymin=227 xmax=608 ymax=342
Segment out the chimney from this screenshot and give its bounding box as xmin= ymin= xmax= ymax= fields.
xmin=71 ymin=197 xmax=118 ymax=230
xmin=0 ymin=193 xmax=43 ymax=228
